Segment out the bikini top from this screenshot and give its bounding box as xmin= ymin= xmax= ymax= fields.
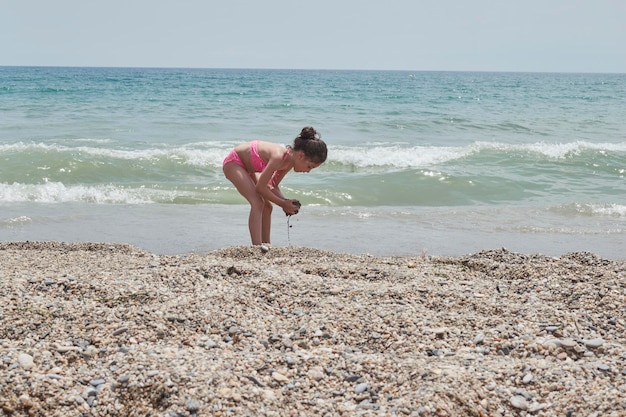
xmin=250 ymin=140 xmax=289 ymax=187
xmin=249 ymin=140 xmax=268 ymax=172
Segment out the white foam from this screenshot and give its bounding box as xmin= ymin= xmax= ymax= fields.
xmin=329 ymin=144 xmax=470 ymax=169
xmin=474 ymin=140 xmax=626 ymax=159
xmin=2 ymin=216 xmax=32 ymax=226
xmin=589 ymin=203 xmax=626 ymax=217
xmin=550 ymin=203 xmax=626 ymax=218
xmin=0 ymin=182 xmax=154 ymax=204
xmin=328 ymin=140 xmax=626 ymax=169
xmin=0 ymin=140 xmax=242 ymax=167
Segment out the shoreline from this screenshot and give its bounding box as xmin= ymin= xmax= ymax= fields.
xmin=2 ymin=202 xmax=625 ymax=261
xmin=1 ymin=241 xmax=624 ymax=416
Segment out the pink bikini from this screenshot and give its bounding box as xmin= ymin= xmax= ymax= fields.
xmin=223 ymin=140 xmax=286 ymax=187
xmin=222 ymin=140 xmax=267 ymax=171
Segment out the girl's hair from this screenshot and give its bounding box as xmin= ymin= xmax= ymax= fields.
xmin=291 ymin=126 xmax=327 ymax=164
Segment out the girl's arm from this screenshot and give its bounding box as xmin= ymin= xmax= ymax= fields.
xmin=270 ymin=182 xmax=286 ymax=200
xmin=255 ymin=148 xmax=299 ymax=214
xmin=269 ymin=170 xmax=295 ymax=210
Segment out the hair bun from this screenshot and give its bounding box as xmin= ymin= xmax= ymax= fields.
xmin=299 ymin=126 xmax=320 ymax=141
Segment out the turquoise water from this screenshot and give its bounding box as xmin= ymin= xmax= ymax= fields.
xmin=1 ymin=67 xmax=624 ymax=258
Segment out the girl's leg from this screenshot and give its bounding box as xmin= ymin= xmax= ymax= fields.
xmin=261 ymin=200 xmax=273 ymax=244
xmin=223 ymin=163 xmax=265 ymax=245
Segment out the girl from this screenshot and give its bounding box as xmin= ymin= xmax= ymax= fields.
xmin=223 ymin=126 xmax=328 ymax=245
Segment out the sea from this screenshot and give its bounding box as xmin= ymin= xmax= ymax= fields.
xmin=1 ymin=66 xmax=624 ymax=259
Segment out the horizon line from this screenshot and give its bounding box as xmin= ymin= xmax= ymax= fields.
xmin=1 ymin=65 xmax=624 ymax=75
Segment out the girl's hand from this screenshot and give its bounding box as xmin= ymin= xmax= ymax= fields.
xmin=282 ymin=199 xmax=301 ymax=216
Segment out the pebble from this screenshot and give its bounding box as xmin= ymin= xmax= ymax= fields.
xmin=355 ymin=383 xmax=368 ymax=394
xmin=83 ymin=345 xmax=98 ymax=357
xmin=272 ymin=372 xmax=289 ymax=383
xmin=308 ymin=367 xmax=325 ymax=381
xmin=90 ymin=378 xmax=106 ymax=387
xmin=56 ymin=345 xmax=80 ymax=353
xmin=522 ymin=373 xmax=533 ymax=384
xmin=84 ymin=387 xmax=98 ymax=397
xmin=185 ymin=398 xmax=201 ymax=412
xmin=17 ymin=353 xmax=34 ymax=370
xmin=433 ymin=328 xmax=447 ymax=338
xmin=484 ymin=383 xmax=496 ymax=391
xmin=284 ymin=355 xmax=297 ymax=366
xmin=584 ymin=338 xmax=604 ymax=349
xmin=510 ymin=395 xmax=529 ymax=410
xmin=113 ymin=327 xmax=129 ymax=336
xmin=558 ymin=338 xmax=578 ymax=348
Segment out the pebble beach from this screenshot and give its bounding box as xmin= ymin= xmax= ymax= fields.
xmin=0 ymin=241 xmax=624 ymax=417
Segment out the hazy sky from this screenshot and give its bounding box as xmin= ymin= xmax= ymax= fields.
xmin=2 ymin=0 xmax=625 ymax=72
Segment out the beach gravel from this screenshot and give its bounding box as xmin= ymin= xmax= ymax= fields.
xmin=0 ymin=241 xmax=624 ymax=416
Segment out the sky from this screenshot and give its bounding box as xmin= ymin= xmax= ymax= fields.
xmin=1 ymin=0 xmax=625 ymax=73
